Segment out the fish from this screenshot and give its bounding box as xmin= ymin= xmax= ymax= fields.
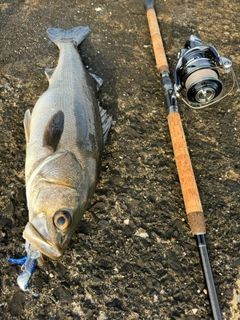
xmin=20 ymin=26 xmax=113 ymax=265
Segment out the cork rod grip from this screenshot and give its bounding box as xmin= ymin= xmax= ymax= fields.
xmin=168 ymin=112 xmax=206 ymax=235
xmin=146 ymin=8 xmax=169 ymax=74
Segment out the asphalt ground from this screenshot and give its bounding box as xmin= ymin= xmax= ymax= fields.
xmin=0 ymin=1 xmax=240 ymax=319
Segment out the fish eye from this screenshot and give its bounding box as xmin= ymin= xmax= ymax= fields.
xmin=53 ymin=210 xmax=72 ymax=230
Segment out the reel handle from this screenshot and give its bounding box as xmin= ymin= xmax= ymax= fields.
xmin=167 ymin=112 xmax=206 ymax=234
xmin=145 ymin=0 xmax=169 ymax=74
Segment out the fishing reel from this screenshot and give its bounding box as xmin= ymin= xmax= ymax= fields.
xmin=174 ymin=35 xmax=235 ymax=108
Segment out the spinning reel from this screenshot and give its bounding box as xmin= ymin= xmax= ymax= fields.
xmin=174 ymin=35 xmax=236 ymax=108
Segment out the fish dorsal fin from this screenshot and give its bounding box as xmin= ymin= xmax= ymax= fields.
xmin=99 ymin=105 xmax=113 ymax=144
xmin=45 ymin=67 xmax=55 ymax=80
xmin=43 ymin=111 xmax=64 ymax=151
xmin=24 ymin=109 xmax=31 ymax=143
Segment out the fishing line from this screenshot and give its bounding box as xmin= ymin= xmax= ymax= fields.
xmin=179 ymin=69 xmax=239 ymax=109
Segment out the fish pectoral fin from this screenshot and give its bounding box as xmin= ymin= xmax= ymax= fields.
xmin=43 ymin=110 xmax=64 ymax=151
xmin=45 ymin=67 xmax=55 ymax=80
xmin=24 ymin=109 xmax=31 ymax=143
xmin=99 ymin=105 xmax=114 ymax=144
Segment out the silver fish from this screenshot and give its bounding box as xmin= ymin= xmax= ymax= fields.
xmin=22 ymin=26 xmax=112 ymax=262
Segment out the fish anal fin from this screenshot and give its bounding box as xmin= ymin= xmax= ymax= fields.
xmin=24 ymin=109 xmax=31 ymax=143
xmin=43 ymin=110 xmax=64 ymax=151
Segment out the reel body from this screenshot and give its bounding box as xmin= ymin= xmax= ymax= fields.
xmin=175 ymin=35 xmax=233 ymax=106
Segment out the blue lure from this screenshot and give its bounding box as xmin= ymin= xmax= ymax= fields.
xmin=7 ymin=256 xmax=28 ymax=265
xmin=7 ymin=255 xmax=37 ymax=291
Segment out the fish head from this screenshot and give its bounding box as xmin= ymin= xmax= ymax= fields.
xmin=23 ymin=181 xmax=86 ymax=261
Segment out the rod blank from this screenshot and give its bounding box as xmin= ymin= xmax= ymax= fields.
xmin=145 ymin=2 xmax=169 ymax=74
xmin=196 ymin=235 xmax=223 ymax=320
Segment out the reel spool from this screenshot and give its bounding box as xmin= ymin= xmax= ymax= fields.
xmin=174 ymin=35 xmax=234 ymax=108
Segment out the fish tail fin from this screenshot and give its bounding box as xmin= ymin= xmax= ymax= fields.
xmin=47 ymin=26 xmax=90 ymax=47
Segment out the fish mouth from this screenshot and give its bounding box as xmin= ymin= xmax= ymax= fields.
xmin=23 ymin=222 xmax=62 ymax=260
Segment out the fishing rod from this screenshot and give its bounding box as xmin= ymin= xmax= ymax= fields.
xmin=144 ymin=1 xmax=237 ymax=319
